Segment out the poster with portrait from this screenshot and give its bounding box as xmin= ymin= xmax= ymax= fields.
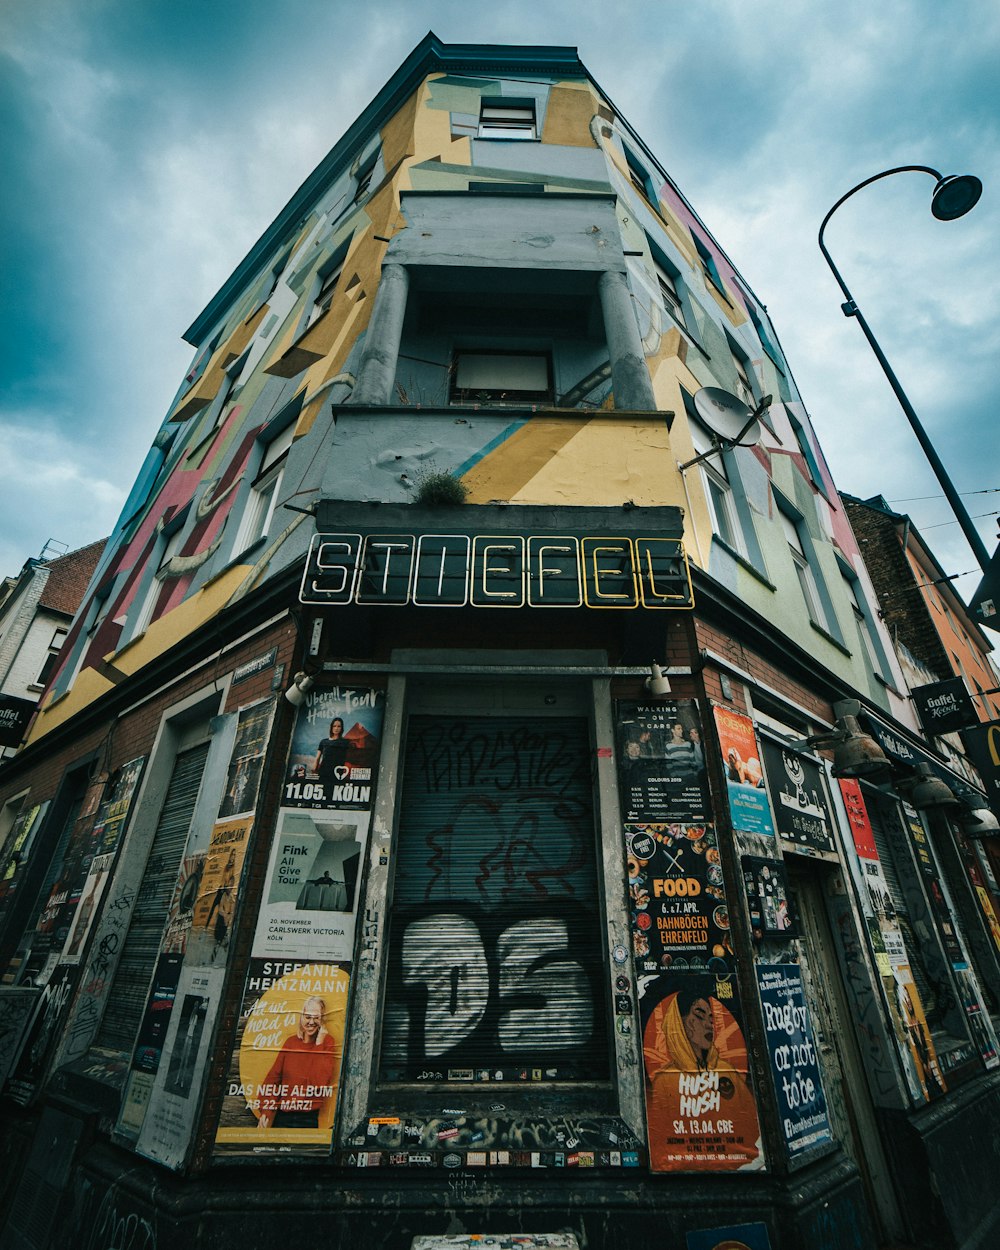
xmin=640 ymin=971 xmax=762 ymax=1172
xmin=214 ymin=959 xmax=349 ymax=1155
xmin=283 ymin=687 xmax=384 ymax=810
xmin=759 ymin=740 xmax=836 ymax=854
xmin=251 ymin=807 xmax=370 ymax=963
xmin=713 ymin=707 xmax=775 ymax=837
xmin=756 ymin=964 xmax=831 ymax=1154
xmin=626 ymin=825 xmax=733 ymax=974
xmin=185 ymin=815 xmax=254 ymax=966
xmin=616 ymin=701 xmax=709 ymax=824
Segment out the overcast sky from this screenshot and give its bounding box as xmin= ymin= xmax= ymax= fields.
xmin=2 ymin=0 xmax=997 ymax=606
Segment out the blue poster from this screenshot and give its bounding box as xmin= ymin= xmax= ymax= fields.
xmin=756 ymin=964 xmax=832 ymax=1155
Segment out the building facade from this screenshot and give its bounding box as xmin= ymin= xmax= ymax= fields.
xmin=2 ymin=35 xmax=1000 ymax=1250
xmin=0 ymin=540 xmax=104 ymax=760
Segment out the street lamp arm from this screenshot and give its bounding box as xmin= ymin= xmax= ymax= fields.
xmin=817 ymin=166 xmax=944 ymax=305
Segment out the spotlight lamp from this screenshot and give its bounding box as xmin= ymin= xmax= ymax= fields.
xmin=285 ymin=670 xmax=315 ymax=707
xmin=645 ymin=662 xmax=672 ymax=698
xmin=793 ymin=701 xmax=890 ymax=778
xmin=963 ymin=807 xmax=1000 ymax=837
xmin=907 ymin=763 xmax=959 ymax=811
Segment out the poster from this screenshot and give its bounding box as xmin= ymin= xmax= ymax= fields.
xmin=626 ymin=825 xmax=733 ymax=974
xmin=616 ymin=700 xmax=709 ymax=824
xmin=283 ymin=687 xmax=384 ymax=810
xmin=756 ymin=964 xmax=831 ymax=1154
xmin=713 ymin=707 xmax=775 ymax=837
xmin=214 ymin=960 xmax=349 ymax=1154
xmin=759 ymin=740 xmax=835 ymax=854
xmin=686 ymin=1224 xmax=772 ymax=1250
xmin=186 ymin=815 xmax=254 ymax=965
xmin=3 ymin=963 xmax=80 ymax=1105
xmin=252 ymin=807 xmax=370 ymax=963
xmin=218 ymin=700 xmax=274 ymax=820
xmin=741 ymin=857 xmax=795 ymax=938
xmin=0 ymin=988 xmax=41 ymax=1085
xmin=640 ymin=971 xmax=762 ymax=1172
xmin=137 ymin=967 xmax=225 ymax=1168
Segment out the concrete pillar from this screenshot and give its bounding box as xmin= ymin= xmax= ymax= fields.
xmin=598 ymin=269 xmax=657 ymax=412
xmin=348 ymin=264 xmax=409 ymax=406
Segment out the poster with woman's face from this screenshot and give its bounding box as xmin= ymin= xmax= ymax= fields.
xmin=283 ymin=688 xmax=384 ymax=810
xmin=713 ymin=707 xmax=775 ymax=838
xmin=214 ymin=960 xmax=349 ymax=1156
xmin=639 ymin=971 xmax=763 ymax=1173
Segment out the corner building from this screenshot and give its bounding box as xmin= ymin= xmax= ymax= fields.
xmin=2 ymin=35 xmax=1000 ymax=1250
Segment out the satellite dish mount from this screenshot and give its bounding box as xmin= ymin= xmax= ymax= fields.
xmin=678 ymin=387 xmax=771 ymax=471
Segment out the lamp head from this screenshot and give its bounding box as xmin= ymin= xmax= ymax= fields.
xmin=645 ymin=662 xmax=672 ymax=698
xmin=829 ymin=715 xmax=890 ymax=779
xmin=909 ymin=762 xmax=959 ymax=810
xmin=963 ymin=807 xmax=1000 ymax=836
xmin=931 ymin=174 xmax=982 ymax=221
xmin=285 ymin=671 xmax=315 ymax=707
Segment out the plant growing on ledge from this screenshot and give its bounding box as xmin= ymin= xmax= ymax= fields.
xmin=414 ymin=471 xmax=469 ymax=507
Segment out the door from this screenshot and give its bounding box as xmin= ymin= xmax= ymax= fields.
xmin=787 ymin=859 xmax=906 ymax=1245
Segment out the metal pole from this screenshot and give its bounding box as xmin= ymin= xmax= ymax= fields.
xmin=818 ymin=166 xmax=992 ymax=572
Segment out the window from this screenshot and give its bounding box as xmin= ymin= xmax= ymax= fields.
xmin=34 ymin=626 xmax=69 ymax=688
xmin=478 ymin=101 xmax=536 ymax=140
xmin=624 ymin=146 xmax=658 ymax=205
xmin=306 ymin=260 xmax=344 ymax=328
xmin=133 ymin=524 xmax=184 ymax=637
xmin=693 ymin=233 xmax=726 ymax=296
xmin=690 ymin=418 xmax=743 ymax=554
xmin=744 ymin=298 xmax=784 ymax=371
xmin=841 ymin=570 xmax=883 ymax=677
xmin=211 ymin=350 xmax=250 ymax=430
xmin=654 ymin=260 xmax=687 ymax=331
xmin=731 ymin=345 xmax=756 ymax=409
xmin=780 ymin=510 xmax=824 ymax=625
xmin=451 ymin=350 xmax=552 ymax=406
xmin=790 ymin=416 xmax=826 ymax=493
xmin=236 ymin=422 xmax=296 ymax=552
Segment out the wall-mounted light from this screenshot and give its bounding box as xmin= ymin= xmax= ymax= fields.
xmin=907 ymin=762 xmax=959 ymax=811
xmin=793 ymin=701 xmax=889 ymax=778
xmin=285 ymin=670 xmax=315 ymax=707
xmin=962 ymin=807 xmax=1000 ymax=837
xmin=645 ymin=662 xmax=672 ymax=698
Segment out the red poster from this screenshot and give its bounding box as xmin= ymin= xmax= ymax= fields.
xmin=838 ymin=778 xmax=877 ymax=859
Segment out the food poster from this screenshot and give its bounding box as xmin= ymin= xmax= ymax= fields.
xmin=283 ymin=687 xmax=384 ymax=811
xmin=214 ymin=959 xmax=349 ymax=1155
xmin=640 ymin=971 xmax=763 ymax=1172
xmin=626 ymin=825 xmax=734 ymax=974
xmin=136 ymin=966 xmax=225 ymax=1169
xmin=713 ymin=707 xmax=775 ymax=838
xmin=838 ymin=780 xmax=945 ymax=1101
xmin=759 ymin=739 xmax=836 ymax=854
xmin=252 ymin=807 xmax=370 ymax=963
xmin=617 ymin=701 xmax=710 ymax=824
xmin=755 ymin=965 xmax=832 ymax=1154
xmin=741 ymin=857 xmax=795 ymax=939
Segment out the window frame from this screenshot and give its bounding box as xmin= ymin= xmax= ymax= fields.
xmin=477 ymin=100 xmax=537 ymax=141
xmin=689 ymin=418 xmax=745 ymax=556
xmin=234 ymin=421 xmax=296 ymax=554
xmin=450 ymin=348 xmax=554 ymax=407
xmin=693 ymin=233 xmax=727 ymax=297
xmin=33 ymin=625 xmax=70 ymax=689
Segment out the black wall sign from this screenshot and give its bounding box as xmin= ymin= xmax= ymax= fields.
xmin=759 ymin=740 xmax=836 ymax=854
xmin=912 ymin=678 xmax=977 ymax=737
xmin=0 ymin=694 xmax=35 ymax=747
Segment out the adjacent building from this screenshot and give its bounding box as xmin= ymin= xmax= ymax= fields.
xmin=2 ymin=35 xmax=999 ymax=1250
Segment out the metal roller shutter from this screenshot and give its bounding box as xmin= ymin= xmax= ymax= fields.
xmin=95 ymin=741 xmax=210 ymax=1052
xmin=380 ymin=713 xmax=609 ymax=1083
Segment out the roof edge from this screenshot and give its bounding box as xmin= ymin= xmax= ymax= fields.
xmin=182 ymin=32 xmax=584 ymax=347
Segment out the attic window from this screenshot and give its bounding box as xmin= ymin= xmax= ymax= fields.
xmin=478 ymin=101 xmax=536 ymax=140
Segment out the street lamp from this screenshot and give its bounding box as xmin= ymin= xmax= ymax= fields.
xmin=818 ymin=165 xmax=988 ymax=571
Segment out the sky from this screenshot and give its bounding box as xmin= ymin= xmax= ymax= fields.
xmin=2 ymin=0 xmax=998 ymax=607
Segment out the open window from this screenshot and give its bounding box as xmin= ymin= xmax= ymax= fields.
xmin=478 ymin=100 xmax=536 ymax=140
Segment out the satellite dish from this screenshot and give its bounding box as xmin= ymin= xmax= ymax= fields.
xmin=693 ymin=387 xmax=764 ymax=447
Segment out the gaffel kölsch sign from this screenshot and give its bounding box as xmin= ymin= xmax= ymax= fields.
xmin=300 ymin=528 xmax=693 ymax=610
